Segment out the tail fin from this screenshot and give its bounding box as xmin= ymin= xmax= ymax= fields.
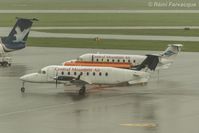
xmin=161 ymin=44 xmax=183 ymax=59
xmin=158 ymin=44 xmax=183 ymax=69
xmin=1 ymin=18 xmax=38 ymax=52
xmin=135 ymin=55 xmax=159 ymax=71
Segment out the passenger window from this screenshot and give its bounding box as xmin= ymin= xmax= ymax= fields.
xmin=123 ymin=59 xmax=125 ymax=63
xmin=133 ymin=60 xmax=136 ymax=63
xmin=68 ymin=72 xmax=70 ymax=75
xmin=96 ymin=59 xmax=99 ymax=62
xmin=61 ymin=71 xmax=64 ymax=75
xmin=74 ymin=72 xmax=76 ymax=75
xmin=80 ymin=72 xmax=83 ymax=75
xmin=107 ymin=59 xmax=109 ymax=62
xmin=93 ymin=72 xmax=95 ymax=76
xmin=99 ymin=72 xmax=102 ymax=76
xmin=112 ymin=59 xmax=114 ymax=62
xmin=105 ymin=72 xmax=108 ymax=76
xmin=87 ymin=72 xmax=89 ymax=76
xmin=101 ymin=59 xmax=103 ymax=62
xmin=128 ymin=60 xmax=130 ymax=63
xmin=118 ymin=59 xmax=120 ymax=62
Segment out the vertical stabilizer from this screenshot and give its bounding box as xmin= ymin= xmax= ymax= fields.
xmin=158 ymin=44 xmax=183 ymax=69
xmin=161 ymin=44 xmax=183 ymax=59
xmin=1 ymin=18 xmax=38 ymax=52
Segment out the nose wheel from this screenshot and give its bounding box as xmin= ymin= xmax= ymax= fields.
xmin=79 ymin=85 xmax=86 ymax=95
xmin=21 ymin=82 xmax=25 ymax=93
xmin=21 ymin=87 xmax=25 ymax=93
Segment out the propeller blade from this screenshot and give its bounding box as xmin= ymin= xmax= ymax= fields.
xmin=76 ymin=72 xmax=83 ymax=80
xmin=56 ymin=71 xmax=58 ymax=88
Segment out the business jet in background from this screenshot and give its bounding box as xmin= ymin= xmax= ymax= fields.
xmin=63 ymin=44 xmax=182 ymax=70
xmin=0 ymin=18 xmax=37 ymax=66
xmin=20 ymin=55 xmax=159 ymax=95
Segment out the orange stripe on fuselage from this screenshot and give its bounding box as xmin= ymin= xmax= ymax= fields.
xmin=63 ymin=61 xmax=133 ymax=69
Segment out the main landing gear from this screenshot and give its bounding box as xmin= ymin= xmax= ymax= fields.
xmin=79 ymin=85 xmax=86 ymax=95
xmin=0 ymin=61 xmax=11 ymax=67
xmin=21 ymin=82 xmax=25 ymax=93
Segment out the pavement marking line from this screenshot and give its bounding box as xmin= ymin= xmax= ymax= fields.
xmin=28 ymin=32 xmax=199 ymax=42
xmin=120 ymin=123 xmax=157 ymax=128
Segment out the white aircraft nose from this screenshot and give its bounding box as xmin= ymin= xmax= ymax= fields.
xmin=20 ymin=73 xmax=38 ymax=82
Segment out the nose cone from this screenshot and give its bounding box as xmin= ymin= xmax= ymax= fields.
xmin=20 ymin=73 xmax=41 ymax=82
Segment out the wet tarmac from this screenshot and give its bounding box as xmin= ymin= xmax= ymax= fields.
xmin=0 ymin=47 xmax=199 ymax=133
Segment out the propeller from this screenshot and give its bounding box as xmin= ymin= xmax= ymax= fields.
xmin=55 ymin=71 xmax=58 ymax=88
xmin=54 ymin=71 xmax=83 ymax=86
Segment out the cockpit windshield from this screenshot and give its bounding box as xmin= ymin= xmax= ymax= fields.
xmin=42 ymin=70 xmax=46 ymax=74
xmin=38 ymin=69 xmax=46 ymax=74
xmin=77 ymin=57 xmax=82 ymax=61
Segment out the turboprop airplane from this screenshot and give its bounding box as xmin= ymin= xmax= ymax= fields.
xmin=65 ymin=44 xmax=182 ymax=70
xmin=0 ymin=17 xmax=37 ymax=66
xmin=20 ymin=55 xmax=159 ymax=95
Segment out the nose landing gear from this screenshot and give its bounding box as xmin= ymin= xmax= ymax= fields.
xmin=21 ymin=82 xmax=25 ymax=93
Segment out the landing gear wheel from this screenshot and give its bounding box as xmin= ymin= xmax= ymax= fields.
xmin=21 ymin=87 xmax=25 ymax=93
xmin=21 ymin=82 xmax=25 ymax=93
xmin=79 ymin=86 xmax=86 ymax=95
xmin=2 ymin=62 xmax=8 ymax=67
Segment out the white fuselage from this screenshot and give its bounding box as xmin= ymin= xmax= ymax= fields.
xmin=78 ymin=53 xmax=146 ymax=66
xmin=20 ymin=65 xmax=149 ymax=85
xmin=76 ymin=53 xmax=173 ymax=70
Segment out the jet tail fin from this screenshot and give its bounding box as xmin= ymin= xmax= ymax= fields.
xmin=134 ymin=54 xmax=159 ymax=72
xmin=161 ymin=44 xmax=183 ymax=59
xmin=1 ymin=18 xmax=38 ymax=52
xmin=158 ymin=44 xmax=183 ymax=69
